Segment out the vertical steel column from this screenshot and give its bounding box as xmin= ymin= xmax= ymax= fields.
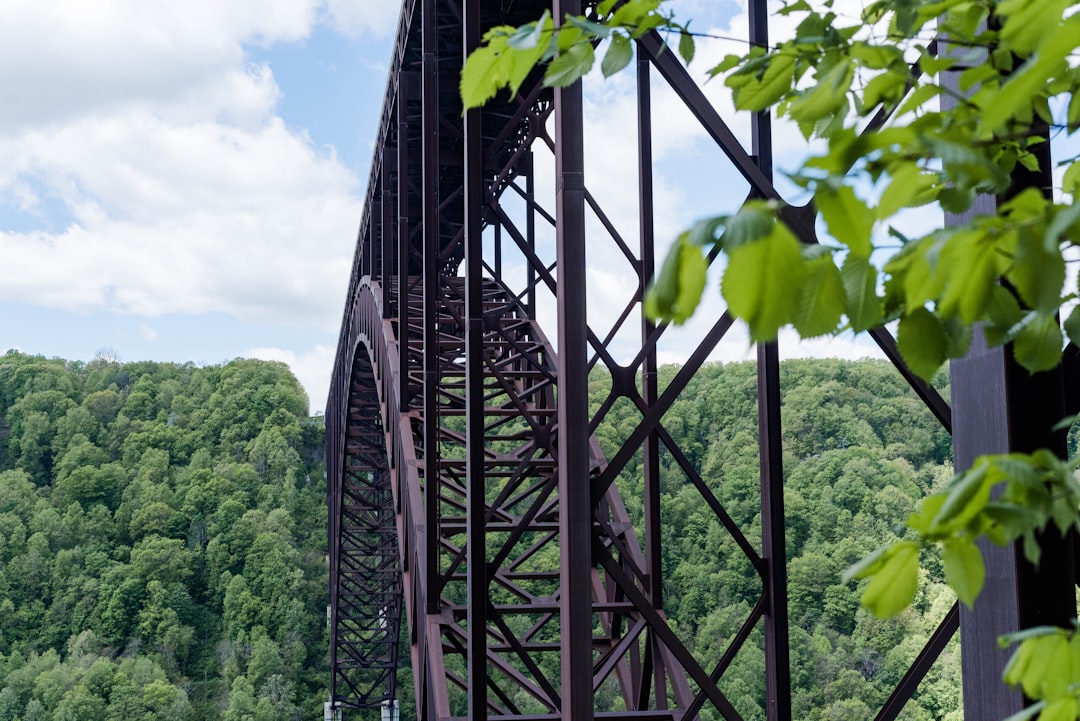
xmin=398 ymin=76 xmax=412 ymax=410
xmin=553 ymin=1 xmax=594 ymax=718
xmin=364 ymin=207 xmax=374 ymax=278
xmin=636 ymin=50 xmax=665 ymax=709
xmin=942 ymin=38 xmax=1076 ymax=719
xmin=328 ymin=401 xmax=341 ymax=707
xmin=950 ymin=190 xmax=1075 ymax=721
xmin=525 ymin=151 xmax=537 ymax=317
xmin=750 ymin=1 xmax=792 ymax=718
xmin=463 ymin=1 xmax=489 ymax=718
xmin=383 ymin=155 xmax=395 ymax=313
xmin=421 ymin=0 xmax=441 ymax=620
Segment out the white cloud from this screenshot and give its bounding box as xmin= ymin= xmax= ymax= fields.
xmin=139 ymin=325 xmax=158 ymax=342
xmin=0 ymin=0 xmax=363 ymax=333
xmin=322 ymin=0 xmax=401 ymax=38
xmin=0 ymin=113 xmax=360 ymax=329
xmin=0 ymin=0 xmax=321 ymax=133
xmin=246 ymin=344 xmax=336 ymax=414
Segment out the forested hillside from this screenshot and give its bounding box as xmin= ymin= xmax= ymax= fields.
xmin=0 ymin=350 xmax=968 ymax=721
xmin=591 ymin=359 xmax=960 ymax=721
xmin=0 ymin=351 xmax=328 ymax=721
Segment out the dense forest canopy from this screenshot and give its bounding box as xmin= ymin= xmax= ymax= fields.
xmin=0 ymin=350 xmax=328 ymax=721
xmin=1 ymin=347 xmax=1026 ymax=720
xmin=591 ymin=358 xmax=959 ymax=721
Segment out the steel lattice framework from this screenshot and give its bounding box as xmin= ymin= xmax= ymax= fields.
xmin=327 ymin=1 xmax=1078 ymax=719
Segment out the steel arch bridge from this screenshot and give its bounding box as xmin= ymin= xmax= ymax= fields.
xmin=326 ymin=1 xmax=1077 ymax=719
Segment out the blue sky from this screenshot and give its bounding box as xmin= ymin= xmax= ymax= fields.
xmin=0 ymin=0 xmax=904 ymax=414
xmin=0 ymin=2 xmax=401 ymax=412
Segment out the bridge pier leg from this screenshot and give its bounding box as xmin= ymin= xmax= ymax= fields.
xmin=553 ymin=2 xmax=594 ymax=719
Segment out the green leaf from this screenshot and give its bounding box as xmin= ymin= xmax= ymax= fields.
xmin=862 ymin=71 xmax=908 ymax=113
xmin=815 ymin=185 xmax=874 ymax=257
xmin=644 ymin=234 xmax=707 ymax=325
xmin=1019 ymin=636 xmax=1060 ymax=699
xmin=1004 ymin=634 xmax=1040 ymax=687
xmin=929 ymin=137 xmax=1011 ymax=194
xmin=610 ymin=0 xmax=663 ymax=27
xmin=937 ymin=228 xmax=1004 ymax=323
xmin=947 ymin=1 xmax=989 ymax=40
xmin=885 ymin=234 xmax=946 ymax=309
xmin=707 ymin=53 xmax=743 ymax=79
xmin=851 ymin=42 xmax=902 ymax=70
xmin=941 ymin=536 xmax=985 ymax=607
xmin=507 ymin=14 xmax=555 ymax=97
xmin=907 ymin=494 xmax=948 ymax=535
xmin=1022 ymin=529 xmax=1042 ymax=565
xmin=978 ymin=16 xmax=1080 ymax=135
xmin=894 ymin=83 xmax=942 ymax=118
xmin=959 ymin=63 xmax=1000 ymax=93
xmin=998 ymin=0 xmax=1072 ymax=55
xmin=1015 ymin=635 xmax=1072 ymax=700
xmin=507 ymin=12 xmax=550 ymax=50
xmin=1000 ymin=702 xmax=1045 ymax=721
xmin=565 ymin=14 xmax=612 ymax=39
xmin=917 ymin=53 xmax=957 ymax=76
xmin=933 ymin=461 xmax=992 ymax=532
xmin=878 ymin=163 xmax=938 ymax=219
xmin=984 ymin=502 xmax=1041 ymax=544
xmin=793 ymin=251 xmax=846 ymax=337
xmin=942 ymin=315 xmax=973 ymax=359
xmin=1062 ymin=161 xmax=1080 ymax=197
xmin=602 ymin=33 xmax=634 ymax=77
xmin=860 ymin=541 xmax=920 ymax=618
xmin=897 ymin=307 xmax=949 ymax=381
xmin=718 ymin=203 xmax=775 ymax=249
xmin=1046 ymin=200 xmax=1080 ymax=249
xmin=1014 ymin=313 xmax=1064 ymax=373
xmin=1050 ymin=495 xmax=1078 ymax=535
xmin=1010 ymin=230 xmax=1065 ymax=315
xmin=722 ymin=222 xmax=806 ymax=341
xmin=548 ymin=38 xmax=600 ymax=87
xmin=840 ymin=255 xmax=883 ymax=332
xmin=727 ymin=52 xmax=797 ymax=112
xmin=1070 ymin=634 xmax=1080 ymax=686
xmin=687 ymin=215 xmax=728 ymax=248
xmin=678 ymin=31 xmax=695 ymax=65
xmin=787 ymin=58 xmax=854 ymax=128
xmin=845 ymin=543 xmax=891 ymax=582
xmin=985 ymin=285 xmax=1025 ymax=346
xmin=1038 ymin=698 xmax=1078 ymax=721
xmin=1064 ymin=306 xmax=1080 ymax=348
xmin=545 ymin=41 xmax=595 ymax=87
xmin=1001 ymin=625 xmax=1061 ymax=647
xmin=461 ymin=44 xmax=506 ymax=109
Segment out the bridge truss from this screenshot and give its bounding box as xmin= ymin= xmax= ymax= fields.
xmin=327 ymin=1 xmax=1077 ymax=719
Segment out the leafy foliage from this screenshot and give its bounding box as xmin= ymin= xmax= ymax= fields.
xmin=0 ymin=351 xmax=328 ymax=720
xmin=460 ymin=0 xmax=1080 ymax=379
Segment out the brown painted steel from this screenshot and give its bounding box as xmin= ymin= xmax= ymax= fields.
xmin=324 ymin=1 xmax=1073 ymax=719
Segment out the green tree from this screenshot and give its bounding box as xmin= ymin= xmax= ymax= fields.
xmin=0 ymin=355 xmax=327 ymax=718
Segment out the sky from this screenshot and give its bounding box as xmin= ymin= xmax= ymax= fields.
xmin=0 ymin=0 xmax=907 ymax=416
xmin=0 ymin=1 xmax=400 ymax=413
